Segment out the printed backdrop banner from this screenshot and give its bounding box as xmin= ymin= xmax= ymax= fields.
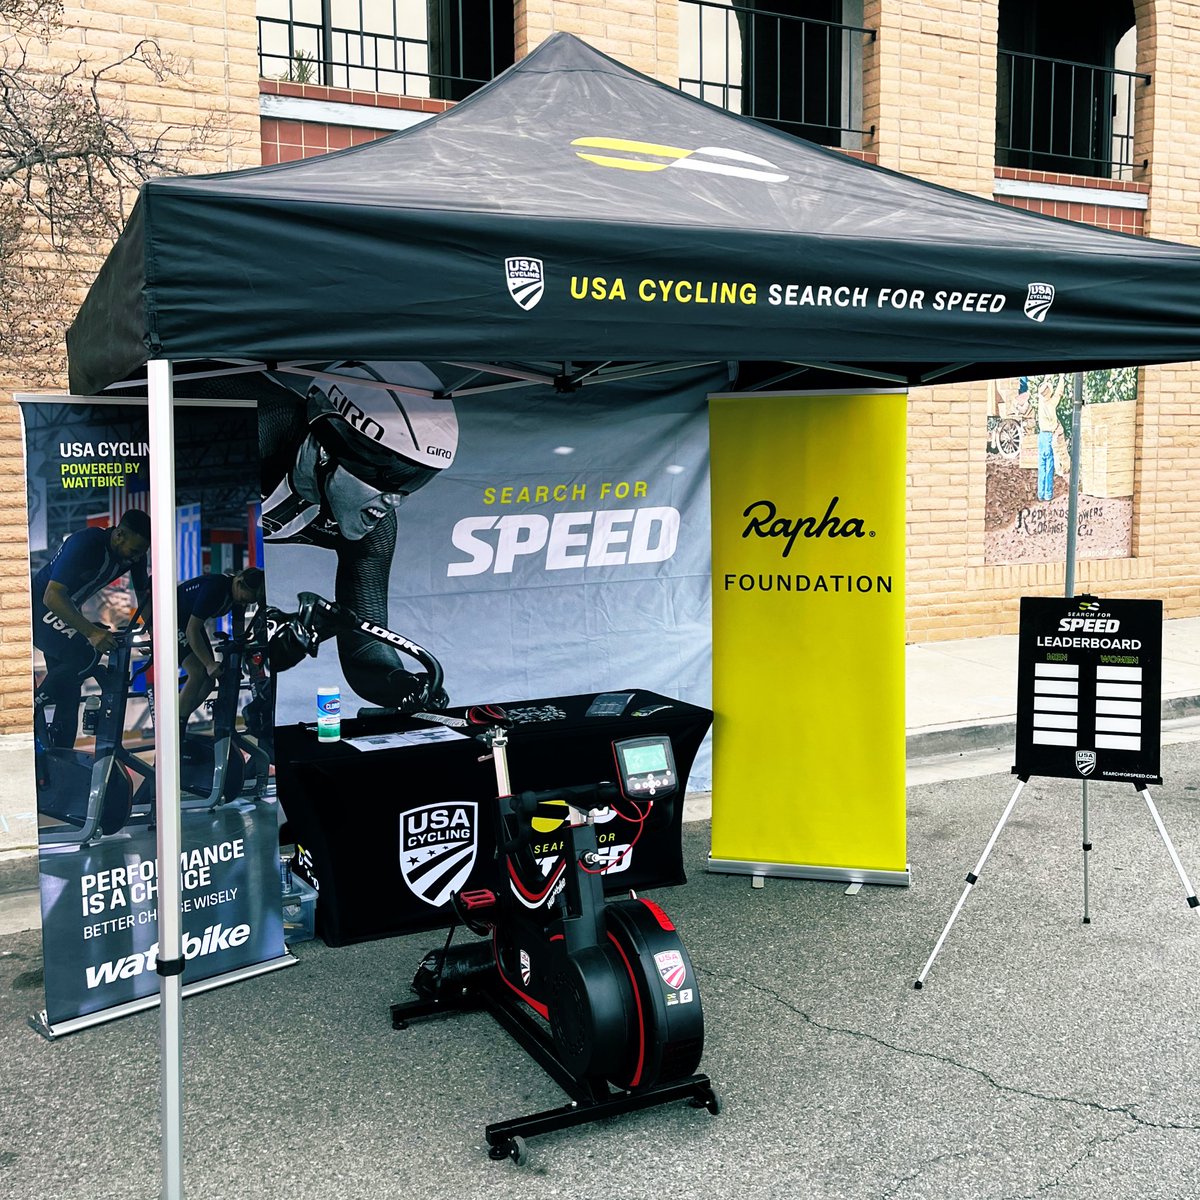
xmin=708 ymin=391 xmax=908 ymax=881
xmin=263 ymin=364 xmax=722 ymax=789
xmin=21 ymin=398 xmax=286 ymax=1032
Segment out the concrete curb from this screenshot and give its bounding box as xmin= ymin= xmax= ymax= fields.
xmin=0 ymin=851 xmax=37 ymax=895
xmin=905 ymin=692 xmax=1200 ymax=763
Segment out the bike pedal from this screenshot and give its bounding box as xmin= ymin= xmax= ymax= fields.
xmin=457 ymin=889 xmax=497 ymax=913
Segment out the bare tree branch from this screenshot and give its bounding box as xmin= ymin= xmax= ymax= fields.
xmin=1 ymin=0 xmax=227 ymax=381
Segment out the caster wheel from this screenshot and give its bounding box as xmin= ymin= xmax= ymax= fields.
xmin=690 ymin=1084 xmax=722 ymax=1115
xmin=488 ymin=1135 xmax=528 ymax=1165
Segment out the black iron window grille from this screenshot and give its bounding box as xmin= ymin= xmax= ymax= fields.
xmin=678 ymin=1 xmax=874 ymax=148
xmin=257 ymin=0 xmax=513 ymax=101
xmin=996 ymin=48 xmax=1149 ymax=179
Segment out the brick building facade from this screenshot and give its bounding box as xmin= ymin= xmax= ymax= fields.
xmin=3 ymin=0 xmax=1198 ymax=730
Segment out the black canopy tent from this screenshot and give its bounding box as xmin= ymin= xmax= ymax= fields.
xmin=61 ymin=33 xmax=1200 ymax=1199
xmin=69 ymin=33 xmax=1200 ymax=397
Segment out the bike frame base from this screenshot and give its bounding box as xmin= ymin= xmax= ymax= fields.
xmin=390 ymin=972 xmax=716 ymax=1156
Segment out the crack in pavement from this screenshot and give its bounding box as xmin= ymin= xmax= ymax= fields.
xmin=1012 ymin=1125 xmax=1142 ymax=1200
xmin=878 ymin=1148 xmax=974 ymax=1200
xmin=703 ymin=964 xmax=1200 ymax=1134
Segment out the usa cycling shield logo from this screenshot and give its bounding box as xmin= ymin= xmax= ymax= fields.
xmin=505 ymin=257 xmax=545 ymax=310
xmin=1075 ymin=750 xmax=1097 ymax=777
xmin=654 ymin=949 xmax=686 ymax=990
xmin=1024 ymin=282 xmax=1056 ymax=322
xmin=399 ymin=801 xmax=478 ymax=908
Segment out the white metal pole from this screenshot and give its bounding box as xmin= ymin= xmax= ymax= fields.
xmin=914 ymin=778 xmax=1027 ymax=989
xmin=1064 ymin=372 xmax=1084 ymax=596
xmin=1066 ymin=373 xmax=1089 ymax=924
xmin=1139 ymin=786 xmax=1200 ymax=907
xmin=148 ymin=359 xmax=184 ymax=1200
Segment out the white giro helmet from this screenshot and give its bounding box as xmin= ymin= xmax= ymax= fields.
xmin=302 ymin=361 xmax=458 ymax=493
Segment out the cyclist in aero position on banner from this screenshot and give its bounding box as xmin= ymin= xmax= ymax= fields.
xmin=259 ymin=361 xmax=459 ymax=712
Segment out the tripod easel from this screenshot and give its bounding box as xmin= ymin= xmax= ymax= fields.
xmin=914 ymin=771 xmax=1199 ymax=989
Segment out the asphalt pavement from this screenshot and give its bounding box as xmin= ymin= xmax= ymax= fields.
xmin=2 ymin=621 xmax=1200 ymax=1199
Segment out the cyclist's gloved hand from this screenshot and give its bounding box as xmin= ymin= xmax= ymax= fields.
xmin=361 ymin=664 xmax=428 ymax=713
xmin=264 ymin=607 xmax=318 ymax=673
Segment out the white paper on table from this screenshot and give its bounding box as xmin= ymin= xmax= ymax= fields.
xmin=344 ymin=726 xmax=468 ymax=751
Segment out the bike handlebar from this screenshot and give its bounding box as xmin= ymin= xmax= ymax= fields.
xmin=283 ymin=591 xmax=446 ymax=711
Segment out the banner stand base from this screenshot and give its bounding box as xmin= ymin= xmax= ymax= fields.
xmin=707 ymin=856 xmax=911 ymax=887
xmin=30 ymin=952 xmax=297 ymax=1040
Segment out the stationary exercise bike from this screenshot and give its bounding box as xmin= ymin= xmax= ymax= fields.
xmin=178 ymin=605 xmax=271 ymax=807
xmin=390 ymin=709 xmax=719 ymax=1164
xmin=33 ymin=611 xmax=155 ymax=847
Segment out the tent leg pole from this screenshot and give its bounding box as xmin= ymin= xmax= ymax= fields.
xmin=1064 ymin=371 xmax=1083 ymax=599
xmin=148 ymin=359 xmax=185 ymax=1200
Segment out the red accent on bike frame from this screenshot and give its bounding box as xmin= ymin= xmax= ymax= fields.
xmin=638 ymin=898 xmax=675 ymax=931
xmin=492 ymin=930 xmax=548 ymax=1019
xmin=606 ymin=931 xmax=646 ymax=1088
xmin=507 ymin=856 xmax=566 ymax=903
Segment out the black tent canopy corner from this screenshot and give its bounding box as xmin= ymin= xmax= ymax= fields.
xmin=67 ymin=31 xmax=1200 ymax=398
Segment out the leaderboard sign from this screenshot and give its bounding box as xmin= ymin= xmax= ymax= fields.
xmin=1015 ymin=596 xmax=1163 ymax=785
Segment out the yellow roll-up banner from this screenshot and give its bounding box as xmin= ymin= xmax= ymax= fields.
xmin=708 ymin=391 xmax=908 ymax=884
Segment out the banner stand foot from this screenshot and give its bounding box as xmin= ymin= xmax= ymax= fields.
xmin=707 ymin=857 xmax=910 ymax=888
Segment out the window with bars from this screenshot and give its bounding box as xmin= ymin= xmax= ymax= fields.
xmin=257 ymin=0 xmax=513 ymax=100
xmin=996 ymin=0 xmax=1145 ymax=180
xmin=678 ymin=0 xmax=873 ymax=149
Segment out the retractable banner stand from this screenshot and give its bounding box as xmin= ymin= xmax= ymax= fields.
xmin=20 ymin=398 xmax=289 ymax=1036
xmin=708 ymin=391 xmax=908 ymax=884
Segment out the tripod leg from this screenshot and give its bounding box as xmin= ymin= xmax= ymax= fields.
xmin=914 ymin=778 xmax=1027 ymax=990
xmin=1081 ymin=780 xmax=1091 ymax=925
xmin=1137 ymin=787 xmax=1200 ymax=910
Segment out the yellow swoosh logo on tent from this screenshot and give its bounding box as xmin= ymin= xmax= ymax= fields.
xmin=571 ymin=137 xmax=789 ymax=183
xmin=571 ymin=136 xmax=692 ymax=172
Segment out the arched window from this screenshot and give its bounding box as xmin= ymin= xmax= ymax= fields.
xmin=995 ymin=0 xmax=1145 ymax=179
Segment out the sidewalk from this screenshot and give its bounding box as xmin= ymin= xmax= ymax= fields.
xmin=904 ymin=613 xmax=1200 ymax=757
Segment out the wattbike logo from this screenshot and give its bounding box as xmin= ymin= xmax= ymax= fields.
xmin=570 ymin=136 xmax=789 ymax=183
xmin=399 ymin=802 xmax=479 ymax=908
xmin=84 ymin=923 xmax=250 ymax=989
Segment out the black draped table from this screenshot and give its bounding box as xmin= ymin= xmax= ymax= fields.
xmin=275 ymin=690 xmax=712 ymax=945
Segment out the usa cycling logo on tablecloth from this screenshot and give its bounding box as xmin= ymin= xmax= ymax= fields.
xmin=654 ymin=949 xmax=686 ymax=990
xmin=399 ymin=802 xmax=478 ymax=908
